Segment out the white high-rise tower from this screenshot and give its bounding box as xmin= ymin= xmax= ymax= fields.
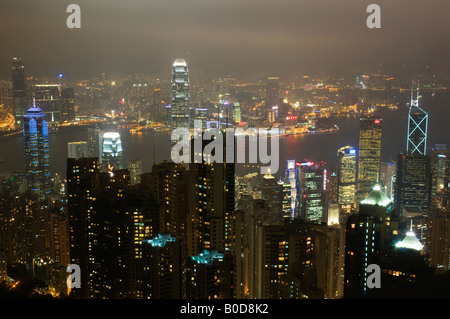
xmin=171 ymin=59 xmax=190 ymax=131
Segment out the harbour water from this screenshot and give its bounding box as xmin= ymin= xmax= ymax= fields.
xmin=0 ymin=92 xmax=448 ymax=180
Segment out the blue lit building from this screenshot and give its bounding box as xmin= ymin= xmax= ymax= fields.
xmin=186 ymin=249 xmax=234 ymax=299
xmin=23 ymin=105 xmax=51 ymax=200
xmin=285 ymin=160 xmax=299 ymax=219
xmin=142 ymin=234 xmax=186 ymax=299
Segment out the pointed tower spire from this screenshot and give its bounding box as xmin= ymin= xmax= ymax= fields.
xmin=406 ymin=79 xmax=428 ymax=155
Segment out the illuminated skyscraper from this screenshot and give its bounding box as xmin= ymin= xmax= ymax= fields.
xmin=186 ymin=249 xmax=234 ymax=299
xmin=356 ymin=116 xmax=382 ymax=203
xmin=101 ymin=131 xmax=123 ymax=170
xmin=395 ymin=88 xmax=431 ymax=215
xmin=142 ymin=234 xmax=187 ymax=299
xmin=171 ymin=59 xmax=190 ymax=131
xmin=407 ymin=88 xmax=428 ymax=156
xmin=327 ymin=169 xmax=338 ymax=204
xmin=344 ymin=185 xmax=400 ymax=298
xmin=256 ymin=219 xmax=326 ymax=299
xmin=67 ymin=157 xmax=100 ymax=298
xmin=299 ymin=161 xmax=328 ymax=224
xmin=142 ymin=161 xmax=189 ymax=239
xmin=188 ymin=136 xmax=235 ymax=256
xmin=395 ymin=153 xmax=431 ymax=215
xmin=262 ymin=171 xmax=283 ymax=223
xmin=67 ymin=157 xmax=131 ymax=298
xmin=285 ymin=160 xmax=299 ymax=219
xmin=23 ymin=105 xmax=51 ymax=200
xmin=12 ymin=57 xmax=27 ymax=125
xmin=430 ymin=144 xmax=449 ymax=209
xmin=337 ymin=146 xmax=357 ymax=212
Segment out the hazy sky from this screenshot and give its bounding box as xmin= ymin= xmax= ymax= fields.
xmin=1 ymin=0 xmax=449 ymax=79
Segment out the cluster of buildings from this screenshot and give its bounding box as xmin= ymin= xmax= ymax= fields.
xmin=0 ymin=57 xmax=449 ymax=299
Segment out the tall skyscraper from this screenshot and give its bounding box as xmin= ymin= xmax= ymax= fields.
xmin=256 ymin=219 xmax=330 ymax=299
xmin=142 ymin=234 xmax=187 ymax=299
xmin=34 ymin=84 xmax=61 ymax=123
xmin=395 ymin=153 xmax=431 ymax=215
xmin=428 ymin=210 xmax=450 ymax=271
xmin=327 ymin=168 xmax=338 ymax=204
xmin=395 ymin=88 xmax=431 ymax=216
xmin=186 ymin=249 xmax=234 ymax=299
xmin=284 ymin=160 xmax=299 ymax=219
xmin=262 ymin=171 xmax=283 ymax=223
xmin=12 ymin=57 xmax=27 ymax=125
xmin=356 ymin=116 xmax=382 ymax=203
xmin=100 ymin=131 xmax=124 ymax=170
xmin=299 ymin=162 xmax=328 ymax=224
xmin=67 ymin=157 xmax=101 ymax=298
xmin=344 ymin=185 xmax=400 ymax=298
xmin=430 ymin=144 xmax=449 ymax=209
xmin=67 ymin=157 xmax=132 ymax=298
xmin=337 ymin=146 xmax=357 ymax=212
xmin=171 ymin=59 xmax=190 ymax=131
xmin=142 ymin=161 xmax=189 ymax=238
xmin=186 ymin=133 xmax=235 ymax=256
xmin=87 ymin=127 xmax=101 ymax=158
xmin=23 ymin=105 xmax=51 ymax=200
xmin=406 ymin=88 xmax=428 ymax=156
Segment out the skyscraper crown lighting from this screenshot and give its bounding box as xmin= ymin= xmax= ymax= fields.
xmin=395 ymin=231 xmax=424 ymax=251
xmin=147 ymin=233 xmax=177 ymax=247
xmin=395 ymin=220 xmax=424 ymax=251
xmin=191 ymin=250 xmax=224 ymax=265
xmin=360 ymin=184 xmax=392 ymax=207
xmin=406 ymin=84 xmax=428 ymax=155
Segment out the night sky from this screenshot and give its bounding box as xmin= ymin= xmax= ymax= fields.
xmin=1 ymin=0 xmax=449 ymax=78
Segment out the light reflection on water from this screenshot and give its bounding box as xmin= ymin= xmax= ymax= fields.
xmin=0 ymin=92 xmax=448 ymax=180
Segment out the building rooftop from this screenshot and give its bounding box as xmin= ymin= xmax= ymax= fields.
xmin=360 ymin=185 xmax=392 ymax=207
xmin=395 ymin=231 xmax=424 ymax=251
xmin=173 ymin=59 xmax=187 ymax=67
xmin=147 ymin=233 xmax=176 ymax=247
xmin=191 ymin=249 xmax=224 ymax=265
